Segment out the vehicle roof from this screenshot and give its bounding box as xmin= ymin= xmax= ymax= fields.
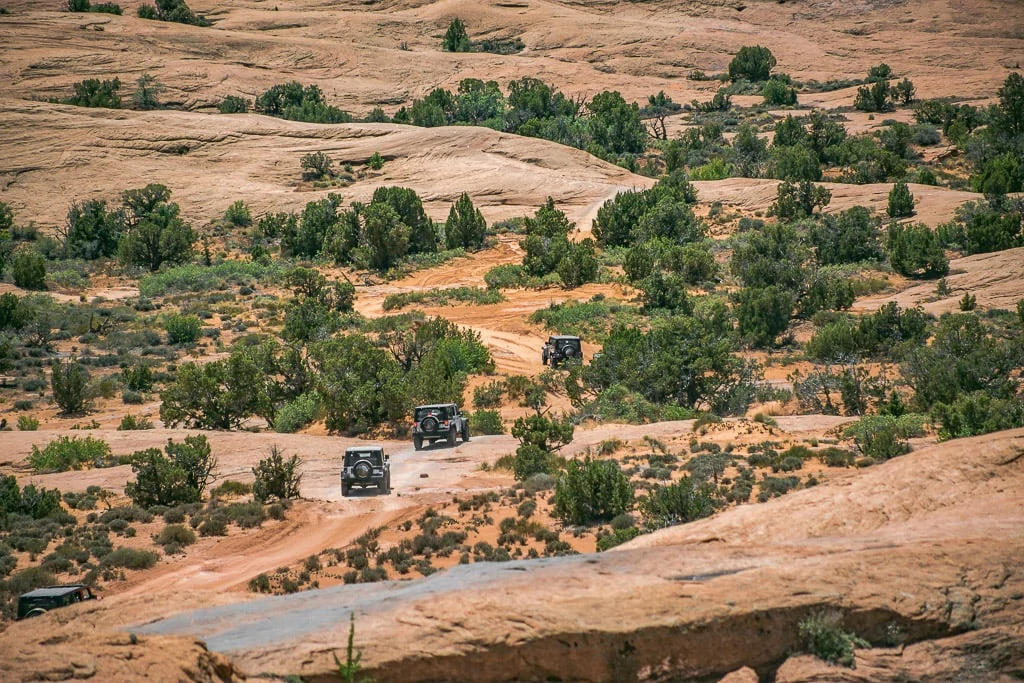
xmin=414 ymin=403 xmax=455 ymax=409
xmin=549 ymin=335 xmax=581 ymax=341
xmin=20 ymin=585 xmax=89 ymax=598
xmin=345 ymin=446 xmax=384 ymax=452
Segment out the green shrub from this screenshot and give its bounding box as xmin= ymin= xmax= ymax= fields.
xmin=763 ymin=78 xmax=797 ymax=106
xmin=887 ymin=181 xmax=915 ymax=218
xmin=29 ymin=435 xmax=112 ymax=473
xmin=472 ymin=381 xmax=505 ymax=409
xmin=224 ymin=501 xmax=265 ymax=528
xmin=118 ymin=414 xmax=153 ymax=430
xmin=12 ymin=249 xmax=46 ymax=290
xmin=595 ymin=526 xmax=642 ymax=551
xmin=61 ymin=77 xmax=122 ymax=108
xmin=198 ymin=515 xmax=228 ymax=536
xmin=552 ymin=456 xmax=633 ymax=526
xmin=818 ymin=447 xmax=856 ymax=467
xmin=155 ymin=524 xmax=196 ymax=547
xmin=139 ymin=260 xmax=284 ymax=297
xmin=273 ymin=393 xmax=320 ymax=434
xmin=728 ymin=46 xmax=777 ymax=82
xmin=443 ymin=18 xmax=472 ymax=52
xmin=125 ymin=435 xmax=216 ymax=508
xmin=164 ymin=314 xmax=202 ymax=345
xmin=223 ymin=201 xmax=252 ymax=227
xmin=639 ymin=476 xmax=717 ymax=529
xmin=468 ymin=410 xmax=504 ymax=435
xmin=211 ymin=480 xmax=252 ymax=498
xmin=843 ymin=414 xmax=925 ymax=461
xmin=887 ymin=222 xmax=948 ymax=278
xmin=382 ymin=287 xmax=503 ymax=311
xmin=102 ymin=547 xmax=159 ymax=570
xmin=799 ymin=612 xmax=868 ymax=668
xmin=252 ymin=445 xmax=302 ymax=502
xmin=932 ymin=392 xmax=1024 ymax=440
xmin=17 ymin=415 xmax=39 ymax=431
xmin=218 ymin=95 xmax=250 ymax=114
xmin=758 ymin=475 xmax=800 ymax=501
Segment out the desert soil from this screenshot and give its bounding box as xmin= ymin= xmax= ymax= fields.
xmin=1 ymin=0 xmax=1023 ymax=681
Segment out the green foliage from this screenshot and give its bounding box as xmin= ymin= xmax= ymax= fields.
xmin=273 ymin=393 xmax=321 ymax=433
xmin=103 ymin=547 xmax=160 ymax=570
xmin=639 ymin=476 xmax=717 ymax=529
xmin=117 ymin=185 xmax=196 ymax=271
xmin=592 ymin=172 xmax=698 ymax=248
xmin=137 ymin=0 xmax=210 ymax=25
xmin=553 ymin=456 xmax=633 ymax=526
xmin=252 ymin=445 xmax=302 ymax=502
xmin=467 ymin=410 xmax=504 ymax=435
xmin=799 ymin=612 xmax=868 ymax=668
xmin=28 ymin=435 xmax=112 ymax=473
xmin=887 ymin=181 xmax=915 ymax=218
xmin=887 ymin=222 xmax=948 ymax=278
xmin=132 ymin=73 xmax=163 ymax=110
xmin=369 ymin=187 xmax=436 ymax=255
xmin=762 ymin=77 xmax=797 ymax=106
xmin=735 ymin=286 xmax=795 ymax=347
xmin=311 ymin=335 xmax=405 ymax=434
xmin=382 ymin=286 xmax=503 ymax=311
xmin=223 ymin=201 xmax=252 ymax=228
xmin=943 ymin=200 xmax=1023 ymax=255
xmin=300 ymin=151 xmax=334 ymax=180
xmin=255 ymin=82 xmax=352 ymax=124
xmin=125 ymin=436 xmax=215 ymax=508
xmin=902 ymin=313 xmax=1022 ymax=410
xmin=122 ymin=363 xmax=154 ymax=392
xmin=282 ymin=267 xmax=356 ymax=342
xmin=353 ymin=202 xmax=411 ymax=274
xmin=589 ymin=310 xmax=758 ymax=415
xmin=333 ymin=613 xmax=365 ymax=683
xmin=807 ymin=206 xmax=883 ymax=265
xmin=443 ymin=18 xmax=472 ymax=52
xmin=510 ymin=413 xmax=574 ymax=480
xmin=843 ymin=414 xmax=925 ymax=461
xmin=118 ymin=414 xmax=154 ymax=431
xmin=731 ymin=221 xmax=807 ymax=290
xmin=806 ymin=302 xmax=930 ymax=362
xmin=164 ymin=313 xmax=201 ymax=345
xmin=63 ymin=198 xmax=123 ymax=260
xmin=728 ymin=46 xmax=777 ymax=82
xmin=139 ymin=260 xmax=284 ymax=297
xmin=854 ymin=80 xmax=894 ymax=113
xmin=218 ymin=95 xmax=250 ymax=114
xmin=587 ymin=90 xmax=646 ymax=156
xmin=770 ymin=180 xmax=832 ymax=219
xmin=932 ymin=391 xmax=1024 ymax=440
xmin=17 ymin=415 xmax=40 ymax=431
xmin=51 ymin=359 xmax=92 ymax=415
xmin=62 ymin=77 xmax=122 ymax=108
xmin=12 ymin=249 xmax=46 ymax=290
xmin=444 ymin=193 xmax=487 ymax=250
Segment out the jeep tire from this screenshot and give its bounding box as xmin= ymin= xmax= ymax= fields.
xmin=341 ymin=481 xmax=350 ymax=497
xmin=414 ymin=435 xmax=423 ymax=451
xmin=447 ymin=427 xmax=457 ymax=447
xmin=462 ymin=424 xmax=470 ymax=442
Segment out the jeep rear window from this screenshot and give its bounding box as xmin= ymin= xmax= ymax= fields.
xmin=345 ymin=451 xmax=382 ymax=465
xmin=415 ymin=407 xmax=447 ymax=421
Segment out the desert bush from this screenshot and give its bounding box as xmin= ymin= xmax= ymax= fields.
xmin=887 ymin=222 xmax=948 ymax=278
xmin=843 ymin=414 xmax=925 ymax=461
xmin=728 ymin=46 xmax=777 ymax=82
xmin=763 ymin=78 xmax=797 ymax=106
xmin=854 ymin=80 xmax=894 ymax=113
xmin=443 ymin=18 xmax=472 ymax=52
xmin=467 ymin=410 xmax=504 ymax=435
xmin=211 ymin=480 xmax=252 ymax=498
xmin=29 ymin=435 xmax=111 ymax=473
xmin=155 ymin=524 xmax=196 ymax=547
xmin=274 ymin=393 xmax=321 ymax=434
xmin=758 ymin=475 xmax=800 ymax=501
xmin=444 ymin=193 xmax=487 ymax=250
xmin=218 ymin=95 xmax=250 ymax=114
xmin=887 ymin=181 xmax=915 ymax=218
xmin=118 ymin=414 xmax=153 ymax=431
xmin=224 ymin=501 xmax=265 ymax=529
xmin=300 ymin=152 xmax=334 ymax=180
xmin=102 ymin=547 xmax=159 ymax=570
xmin=136 ymin=0 xmax=209 ymax=26
xmin=382 ymin=287 xmax=503 ymax=311
xmin=932 ymin=391 xmax=1024 ymax=440
xmin=164 ymin=314 xmax=202 ymax=345
xmin=17 ymin=415 xmax=40 ymax=431
xmin=255 ymin=82 xmax=351 ymax=124
xmin=12 ymin=249 xmax=46 ymax=290
xmin=223 ymin=201 xmax=252 ymax=227
xmin=639 ymin=477 xmax=717 ymax=529
xmin=799 ymin=611 xmax=867 ymax=668
xmin=552 ymin=456 xmax=633 ymax=526
xmin=252 ymin=445 xmax=302 ymax=502
xmin=125 ymin=435 xmax=216 ymax=508
xmin=122 ymin=363 xmax=154 ymax=392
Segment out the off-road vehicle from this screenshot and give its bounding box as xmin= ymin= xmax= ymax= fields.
xmin=412 ymin=403 xmax=469 ymax=450
xmin=17 ymin=585 xmax=97 ymax=619
xmin=341 ymin=446 xmax=391 ymax=497
xmin=541 ymin=335 xmax=582 ymax=367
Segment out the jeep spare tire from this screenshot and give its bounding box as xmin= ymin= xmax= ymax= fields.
xmin=421 ymin=416 xmax=438 ymax=434
xmin=562 ymin=345 xmax=576 ymax=357
xmin=354 ymin=461 xmax=371 ymax=478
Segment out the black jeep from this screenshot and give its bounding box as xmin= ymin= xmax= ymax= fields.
xmin=412 ymin=403 xmax=469 ymax=450
xmin=341 ymin=446 xmax=391 ymax=497
xmin=17 ymin=584 xmax=97 ymax=619
xmin=541 ymin=335 xmax=582 ymax=367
